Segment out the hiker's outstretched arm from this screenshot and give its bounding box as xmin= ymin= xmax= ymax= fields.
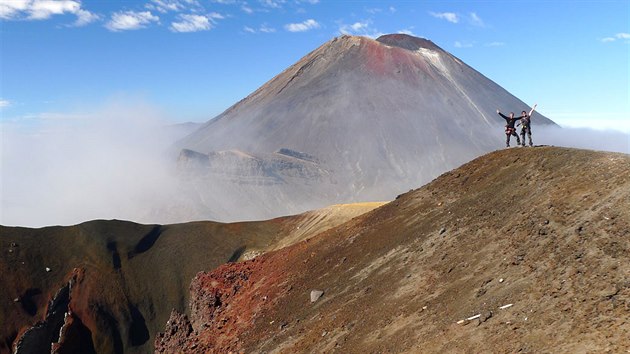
xmin=528 ymin=104 xmax=537 ymax=117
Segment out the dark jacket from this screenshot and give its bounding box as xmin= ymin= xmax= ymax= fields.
xmin=498 ymin=112 xmax=523 ymax=129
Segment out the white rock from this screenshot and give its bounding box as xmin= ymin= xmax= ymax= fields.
xmin=310 ymin=289 xmax=324 ymax=303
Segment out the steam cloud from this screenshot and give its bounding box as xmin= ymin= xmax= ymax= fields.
xmin=1 ymin=100 xmax=628 ymax=227
xmin=1 ymin=99 xmax=191 ymax=227
xmin=534 ymin=125 xmax=629 ymax=154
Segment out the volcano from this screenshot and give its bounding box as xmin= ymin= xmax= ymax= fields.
xmin=175 ymin=34 xmax=557 ymax=222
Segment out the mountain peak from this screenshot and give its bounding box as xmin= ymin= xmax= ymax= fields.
xmin=376 ymin=33 xmax=443 ymax=52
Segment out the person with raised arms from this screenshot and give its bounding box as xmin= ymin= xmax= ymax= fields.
xmin=517 ymin=104 xmax=538 ymax=147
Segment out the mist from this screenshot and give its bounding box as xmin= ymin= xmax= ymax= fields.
xmin=1 ymin=99 xmax=193 ymax=227
xmin=2 ymin=97 xmax=628 ymax=228
xmin=534 ymin=125 xmax=629 ymax=154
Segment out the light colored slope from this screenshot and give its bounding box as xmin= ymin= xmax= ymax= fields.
xmin=272 ymin=202 xmax=386 ymax=250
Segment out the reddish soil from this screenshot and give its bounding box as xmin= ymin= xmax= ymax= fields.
xmin=0 ymin=205 xmax=376 ymax=354
xmin=156 ymin=147 xmax=630 ymax=353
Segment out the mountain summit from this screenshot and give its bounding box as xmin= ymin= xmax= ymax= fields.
xmin=175 ymin=34 xmax=557 ymax=221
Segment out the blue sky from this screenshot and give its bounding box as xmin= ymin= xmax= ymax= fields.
xmin=1 ymin=0 xmax=629 ymax=131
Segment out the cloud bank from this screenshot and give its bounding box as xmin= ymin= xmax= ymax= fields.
xmin=0 ymin=99 xmax=192 ymax=227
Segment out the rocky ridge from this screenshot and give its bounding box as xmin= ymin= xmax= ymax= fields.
xmin=156 ymin=147 xmax=630 ymax=353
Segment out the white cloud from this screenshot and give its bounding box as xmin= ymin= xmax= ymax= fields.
xmin=484 ymin=41 xmax=505 ymax=47
xmin=241 ymin=4 xmax=253 ymax=13
xmin=0 ymin=0 xmax=98 ymax=25
xmin=244 ymin=24 xmax=276 ymax=33
xmin=0 ymin=0 xmax=30 ymax=19
xmin=27 ymin=0 xmax=79 ymax=19
xmin=145 ymin=0 xmax=201 ymax=13
xmin=430 ymin=11 xmax=459 ymax=24
xmin=73 ymin=8 xmax=99 ymax=26
xmin=170 ymin=14 xmax=213 ymax=32
xmin=284 ymin=18 xmax=319 ymax=32
xmin=600 ymin=32 xmax=630 ymax=43
xmin=296 ymin=0 xmax=319 ymax=4
xmin=397 ymin=29 xmax=415 ymax=36
xmin=338 ymin=20 xmax=383 ymax=39
xmin=259 ymin=23 xmax=275 ymax=32
xmin=106 ymin=11 xmax=159 ymax=31
xmin=389 ymin=6 xmax=396 ymax=13
xmin=340 ymin=21 xmax=367 ymax=34
xmin=0 ymin=98 xmax=11 ymax=108
xmin=259 ymin=0 xmax=285 ymax=8
xmin=469 ymin=12 xmax=485 ymax=27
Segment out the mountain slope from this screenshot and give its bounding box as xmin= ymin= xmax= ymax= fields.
xmin=174 ymin=34 xmax=557 ymax=222
xmin=156 ymin=147 xmax=630 ymax=353
xmin=0 ymin=203 xmax=380 ymax=354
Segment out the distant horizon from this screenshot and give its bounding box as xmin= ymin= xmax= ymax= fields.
xmin=1 ymin=0 xmax=628 ymax=134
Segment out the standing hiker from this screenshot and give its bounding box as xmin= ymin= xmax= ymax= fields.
xmin=496 ymin=109 xmax=523 ymax=147
xmin=517 ymin=104 xmax=538 ymax=147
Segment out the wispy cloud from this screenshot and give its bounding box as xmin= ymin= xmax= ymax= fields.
xmin=454 ymin=41 xmax=473 ymax=48
xmin=338 ymin=20 xmax=383 ymax=39
xmin=106 ymin=11 xmax=159 ymax=31
xmin=469 ymin=12 xmax=484 ymax=27
xmin=260 ymin=23 xmax=275 ymax=32
xmin=72 ymin=8 xmax=99 ymax=26
xmin=429 ymin=11 xmax=459 ymax=24
xmin=397 ymin=28 xmax=416 ymax=36
xmin=170 ymin=13 xmax=219 ymax=32
xmin=146 ymin=0 xmax=202 ymax=13
xmin=284 ymin=18 xmax=319 ymax=32
xmin=0 ymin=0 xmax=98 ymax=26
xmin=241 ymin=4 xmax=253 ymax=13
xmin=259 ymin=0 xmax=285 ymax=9
xmin=484 ymin=41 xmax=505 ymax=47
xmin=244 ymin=23 xmax=276 ymax=33
xmin=0 ymin=98 xmax=11 ymax=108
xmin=600 ymin=32 xmax=630 ymax=43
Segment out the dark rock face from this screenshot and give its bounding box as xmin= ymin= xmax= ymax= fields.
xmin=175 ymin=34 xmax=558 ymax=222
xmin=13 ymin=269 xmax=96 ymax=354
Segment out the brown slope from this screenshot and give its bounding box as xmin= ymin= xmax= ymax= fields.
xmin=0 ymin=203 xmax=379 ymax=354
xmin=156 ymin=146 xmax=630 ymax=353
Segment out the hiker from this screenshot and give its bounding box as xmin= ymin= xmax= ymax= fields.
xmin=517 ymin=104 xmax=537 ymax=147
xmin=496 ymin=109 xmax=522 ymax=147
